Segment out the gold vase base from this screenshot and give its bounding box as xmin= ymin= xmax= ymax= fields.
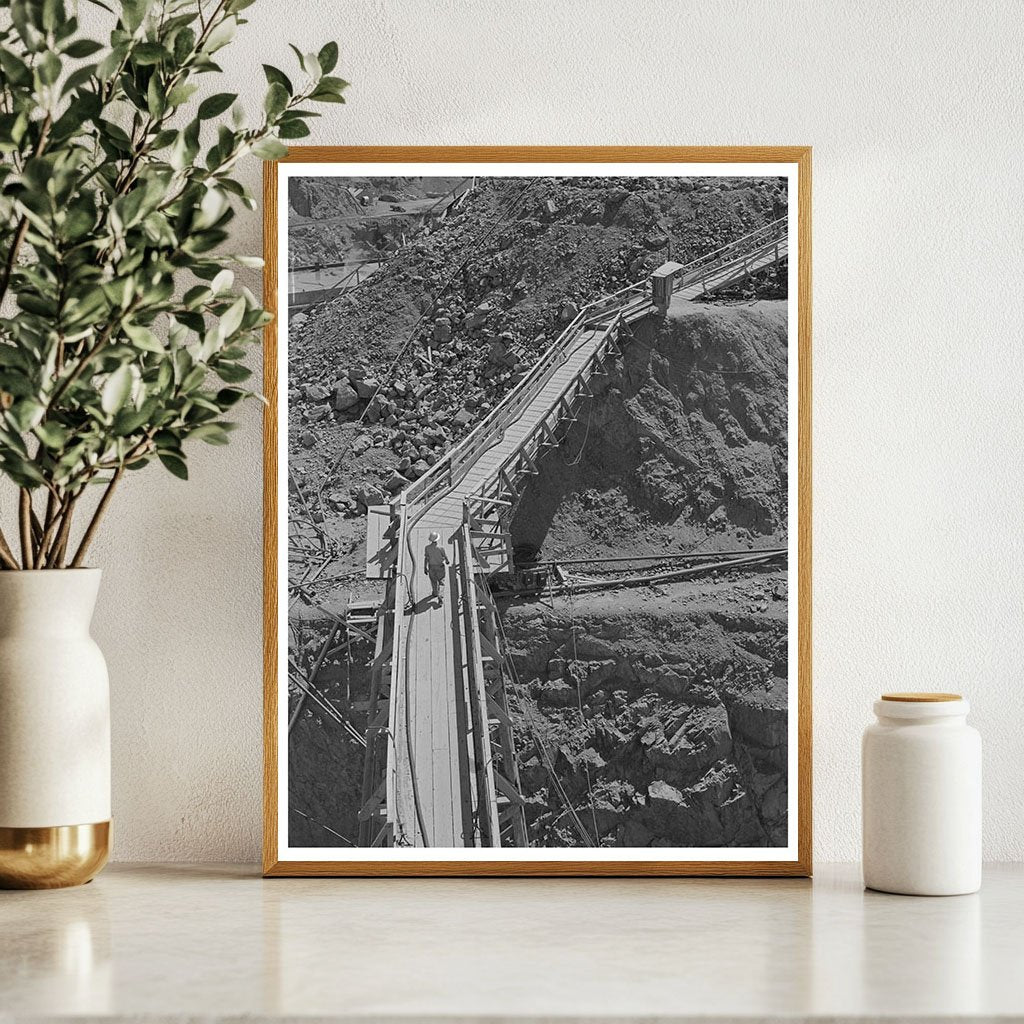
xmin=0 ymin=821 xmax=110 ymax=889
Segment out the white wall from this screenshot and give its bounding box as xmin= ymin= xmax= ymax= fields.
xmin=76 ymin=0 xmax=1024 ymax=862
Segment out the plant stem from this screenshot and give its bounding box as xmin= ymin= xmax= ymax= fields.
xmin=45 ymin=301 xmax=138 ymax=414
xmin=70 ymin=466 xmax=124 ymax=568
xmin=0 ymin=527 xmax=19 ymax=570
xmin=0 ymin=217 xmax=30 ymax=309
xmin=18 ymin=489 xmax=34 ymax=569
xmin=35 ymin=488 xmax=67 ymax=566
xmin=45 ymin=493 xmax=78 ymax=569
xmin=0 ymin=114 xmax=52 ymax=308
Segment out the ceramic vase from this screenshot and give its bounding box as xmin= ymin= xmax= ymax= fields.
xmin=0 ymin=569 xmax=110 ymax=888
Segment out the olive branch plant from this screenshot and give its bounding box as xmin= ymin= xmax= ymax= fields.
xmin=0 ymin=0 xmax=345 ymax=569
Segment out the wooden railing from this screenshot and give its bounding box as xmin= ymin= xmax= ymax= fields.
xmin=673 ymin=215 xmax=788 ymax=295
xmin=404 ymin=280 xmax=649 ymax=509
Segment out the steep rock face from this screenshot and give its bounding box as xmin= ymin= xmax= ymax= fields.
xmin=502 ymin=576 xmax=789 ymax=848
xmin=511 ymin=301 xmax=788 ymax=560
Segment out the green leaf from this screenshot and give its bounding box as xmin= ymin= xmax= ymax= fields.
xmin=171 ymin=26 xmax=196 ymax=64
xmin=123 ymin=322 xmax=164 ymax=353
xmin=218 ymin=296 xmax=246 ymax=339
xmin=132 ymin=42 xmax=168 ymax=66
xmin=190 ymin=422 xmax=231 ymax=445
xmin=264 ymin=82 xmax=288 ymax=117
xmin=278 ymin=120 xmax=310 ymax=140
xmin=203 ymin=16 xmax=236 ymax=53
xmin=317 ymin=41 xmax=339 ymax=75
xmin=112 ymin=404 xmax=152 ymax=435
xmin=299 ymin=50 xmax=321 ymax=80
xmin=210 ymin=268 xmax=233 ymax=294
xmin=214 ymin=361 xmax=251 ymax=383
xmin=318 ymin=75 xmax=349 ymax=94
xmin=198 ymin=91 xmax=237 ymax=119
xmin=262 ymin=64 xmax=292 ymax=94
xmin=121 ymin=0 xmax=152 ymax=33
xmin=101 ymin=365 xmax=133 ymax=415
xmin=251 ymin=137 xmax=287 ymax=160
xmin=63 ymin=38 xmax=104 ymax=58
xmin=229 ymin=254 xmax=263 ymax=269
xmin=309 ymin=86 xmax=346 ymax=104
xmin=2 ymin=456 xmax=46 ymax=487
xmin=216 ymin=388 xmax=247 ymax=408
xmin=0 ymin=49 xmax=33 ymax=86
xmin=166 ymin=82 xmax=199 ymax=107
xmin=8 ymin=399 xmax=45 ymax=432
xmin=38 ymin=51 xmax=62 ymax=86
xmin=158 ymin=452 xmax=188 ymax=479
xmin=34 ymin=421 xmax=70 ymax=449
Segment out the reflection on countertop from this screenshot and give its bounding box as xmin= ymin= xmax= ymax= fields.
xmin=2 ymin=863 xmax=1021 ymax=1020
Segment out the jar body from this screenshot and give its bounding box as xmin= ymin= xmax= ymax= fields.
xmin=0 ymin=569 xmax=110 ymax=888
xmin=862 ymin=702 xmax=980 ymax=895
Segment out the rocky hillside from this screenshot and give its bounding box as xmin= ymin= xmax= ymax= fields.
xmin=286 ymin=176 xmax=788 ymax=608
xmin=502 ymin=571 xmax=788 ymax=848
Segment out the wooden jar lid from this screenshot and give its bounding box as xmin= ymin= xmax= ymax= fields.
xmin=881 ymin=692 xmax=962 ymax=702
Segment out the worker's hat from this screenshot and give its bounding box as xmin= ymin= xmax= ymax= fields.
xmin=428 ymin=531 xmax=440 ymax=542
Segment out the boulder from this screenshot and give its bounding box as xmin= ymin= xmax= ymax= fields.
xmin=352 ymin=485 xmax=386 ymax=510
xmin=383 ymin=471 xmax=409 ymax=493
xmin=538 ymin=680 xmax=576 ymax=707
xmin=559 ymin=300 xmax=579 ymax=322
xmin=352 ymin=376 xmax=380 ymax=400
xmin=304 ymin=383 xmax=330 ymax=402
xmin=333 ymin=383 xmax=360 ymax=411
xmin=466 ymin=301 xmax=493 ymax=329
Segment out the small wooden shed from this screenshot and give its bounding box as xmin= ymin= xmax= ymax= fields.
xmin=650 ymin=261 xmax=685 ymax=309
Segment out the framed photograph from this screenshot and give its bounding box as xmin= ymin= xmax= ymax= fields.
xmin=263 ymin=147 xmax=811 ymax=876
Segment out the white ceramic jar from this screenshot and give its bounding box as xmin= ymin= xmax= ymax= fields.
xmin=862 ymin=693 xmax=981 ymax=895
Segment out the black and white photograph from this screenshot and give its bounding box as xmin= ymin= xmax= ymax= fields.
xmin=273 ymin=156 xmax=807 ymax=869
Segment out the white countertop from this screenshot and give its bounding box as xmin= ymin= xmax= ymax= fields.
xmin=2 ymin=862 xmax=1022 ymax=1021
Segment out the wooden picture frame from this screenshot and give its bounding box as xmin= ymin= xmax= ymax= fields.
xmin=263 ymin=147 xmax=812 ymax=876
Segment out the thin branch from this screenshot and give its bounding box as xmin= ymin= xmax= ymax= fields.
xmin=0 ymin=527 xmax=20 ymax=571
xmin=45 ymin=300 xmax=139 ymax=414
xmin=0 ymin=113 xmax=52 ymax=307
xmin=18 ymin=489 xmax=34 ymax=569
xmin=45 ymin=492 xmax=78 ymax=569
xmin=70 ymin=466 xmax=124 ymax=568
xmin=36 ymin=487 xmax=69 ymax=566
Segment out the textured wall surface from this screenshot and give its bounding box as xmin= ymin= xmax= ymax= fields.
xmin=66 ymin=0 xmax=1024 ymax=862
